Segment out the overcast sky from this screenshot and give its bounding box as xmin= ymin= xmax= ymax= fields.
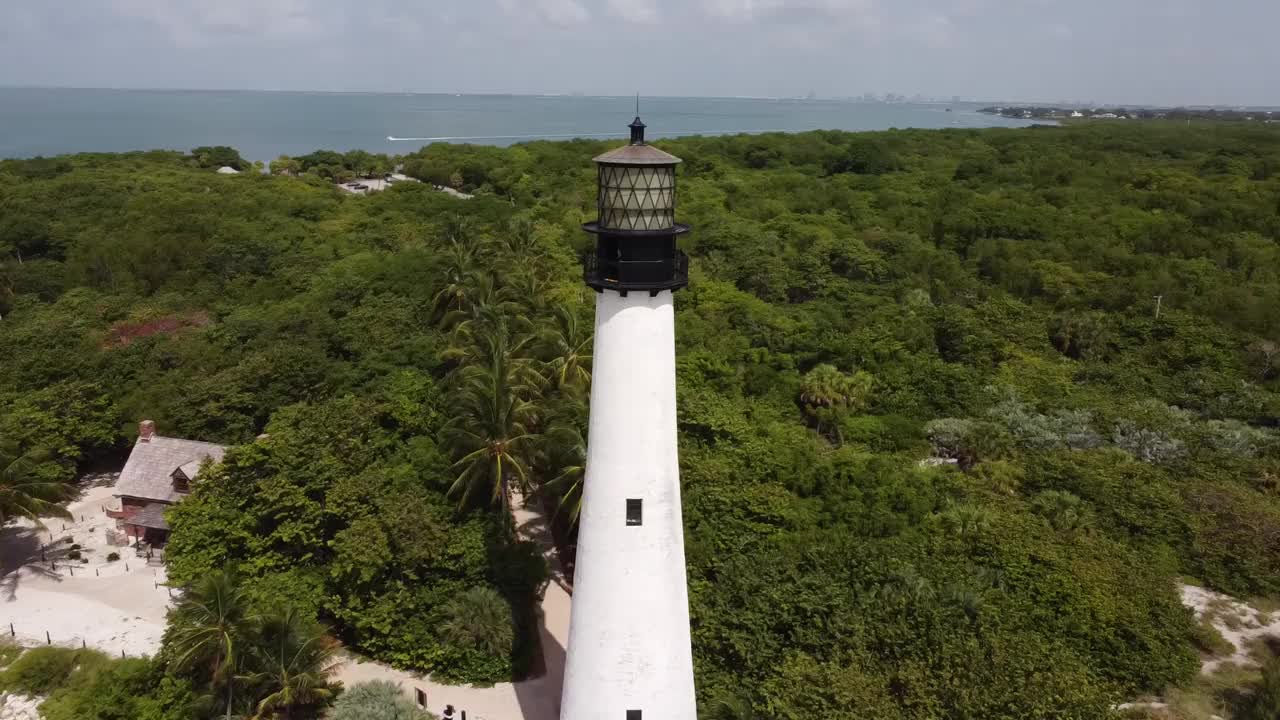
xmin=0 ymin=0 xmax=1274 ymax=106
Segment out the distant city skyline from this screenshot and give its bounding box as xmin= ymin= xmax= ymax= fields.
xmin=1 ymin=1 xmax=1276 ymax=107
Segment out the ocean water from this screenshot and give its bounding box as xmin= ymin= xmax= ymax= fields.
xmin=0 ymin=87 xmax=1042 ymax=161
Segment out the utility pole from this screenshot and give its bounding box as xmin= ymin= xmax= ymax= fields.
xmin=1153 ymin=294 xmax=1163 ymax=320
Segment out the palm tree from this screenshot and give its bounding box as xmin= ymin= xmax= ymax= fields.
xmin=0 ymin=443 xmax=72 ymax=528
xmin=239 ymin=608 xmax=341 ymax=720
xmin=874 ymin=567 xmax=936 ymax=606
xmin=539 ymin=305 xmax=593 ymax=390
xmin=443 ymin=320 xmax=542 ymax=516
xmin=1031 ymin=490 xmax=1091 ymax=532
xmin=500 ymin=217 xmax=539 ymax=256
xmin=430 ymin=224 xmax=492 ymax=326
xmin=533 ymin=392 xmax=589 ymax=527
xmin=539 ymin=420 xmax=586 ymax=527
xmin=438 ymin=273 xmax=522 ymax=335
xmin=797 ymin=364 xmax=873 ymax=443
xmin=505 ymin=268 xmax=555 ymax=315
xmin=440 ymin=586 xmax=514 ymax=658
xmin=167 ymin=565 xmax=256 ymax=720
xmin=442 ymin=214 xmax=477 ymax=245
xmin=938 ymin=503 xmax=993 ymax=542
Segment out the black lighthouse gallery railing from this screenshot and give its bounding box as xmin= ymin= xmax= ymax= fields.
xmin=583 ymin=250 xmax=689 ymax=295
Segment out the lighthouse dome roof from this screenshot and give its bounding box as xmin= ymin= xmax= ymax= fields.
xmin=593 ymin=143 xmax=682 ymax=165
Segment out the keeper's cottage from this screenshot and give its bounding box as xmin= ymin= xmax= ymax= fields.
xmin=109 ymin=420 xmax=227 ymax=545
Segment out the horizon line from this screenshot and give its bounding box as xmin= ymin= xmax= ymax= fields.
xmin=1 ymin=84 xmax=1275 ymax=110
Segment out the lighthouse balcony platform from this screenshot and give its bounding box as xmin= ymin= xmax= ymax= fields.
xmin=584 ymin=251 xmax=689 ymax=294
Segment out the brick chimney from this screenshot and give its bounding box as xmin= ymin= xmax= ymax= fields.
xmin=138 ymin=420 xmax=156 ymax=443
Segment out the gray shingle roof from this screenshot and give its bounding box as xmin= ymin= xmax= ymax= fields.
xmin=115 ymin=435 xmax=228 ymax=504
xmin=176 ymin=459 xmax=204 ymax=480
xmin=128 ymin=503 xmax=170 ymax=530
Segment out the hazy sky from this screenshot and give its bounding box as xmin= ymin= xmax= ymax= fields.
xmin=0 ymin=0 xmax=1274 ymax=106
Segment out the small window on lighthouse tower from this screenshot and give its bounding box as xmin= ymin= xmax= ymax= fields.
xmin=626 ymin=711 xmax=642 ymax=720
xmin=625 ymin=498 xmax=643 ymax=526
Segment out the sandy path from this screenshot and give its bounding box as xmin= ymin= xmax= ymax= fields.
xmin=1181 ymin=584 xmax=1280 ymax=674
xmin=0 ymin=476 xmax=171 ymax=657
xmin=333 ymin=490 xmax=571 ymax=720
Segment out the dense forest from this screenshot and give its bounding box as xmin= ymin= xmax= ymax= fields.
xmin=1 ymin=121 xmax=1279 ymax=719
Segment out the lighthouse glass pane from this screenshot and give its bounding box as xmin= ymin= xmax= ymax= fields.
xmin=626 ymin=498 xmax=642 ymax=526
xmin=627 ymin=711 xmax=642 ymax=720
xmin=598 ymin=165 xmax=676 ymax=231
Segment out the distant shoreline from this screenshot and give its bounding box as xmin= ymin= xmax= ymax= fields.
xmin=981 ymin=105 xmax=1280 ymax=122
xmin=4 ymin=85 xmax=1275 ymax=109
xmin=0 ymin=89 xmax=1039 ymax=162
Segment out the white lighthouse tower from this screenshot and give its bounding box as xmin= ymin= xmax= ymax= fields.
xmin=559 ymin=114 xmax=697 ymax=720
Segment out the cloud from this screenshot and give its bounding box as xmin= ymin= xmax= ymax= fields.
xmin=498 ymin=0 xmax=591 ymax=26
xmin=607 ymin=0 xmax=661 ymax=24
xmin=1 ymin=0 xmax=1278 ymax=106
xmin=106 ymin=0 xmax=329 ymax=45
xmin=701 ymin=0 xmax=754 ymax=22
xmin=700 ymin=0 xmax=877 ymax=24
xmin=911 ymin=11 xmax=955 ymax=49
xmin=541 ymin=0 xmax=591 ymax=24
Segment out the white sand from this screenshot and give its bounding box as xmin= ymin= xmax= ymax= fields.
xmin=0 ymin=694 xmax=41 ymax=720
xmin=0 ymin=475 xmax=171 ymax=657
xmin=1181 ymin=583 xmax=1280 ymax=674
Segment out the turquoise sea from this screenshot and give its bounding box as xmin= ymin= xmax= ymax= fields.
xmin=0 ymin=87 xmax=1042 ymax=161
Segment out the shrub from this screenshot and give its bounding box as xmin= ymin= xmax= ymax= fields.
xmin=1206 ymin=419 xmax=1276 ymax=458
xmin=0 ymin=647 xmax=105 ymax=695
xmin=1245 ymin=656 xmax=1280 ymax=720
xmin=440 ymin=586 xmax=514 ymax=657
xmin=987 ymin=398 xmax=1103 ymax=451
xmin=329 ymin=680 xmax=435 ymax=720
xmin=0 ymin=644 xmax=22 ymax=668
xmin=106 ymin=552 xmax=120 ymax=562
xmin=1190 ymin=618 xmax=1235 ymax=657
xmin=924 ymin=418 xmax=1010 ymax=469
xmin=70 ymin=544 xmax=81 ymax=551
xmin=839 ymin=415 xmax=924 ymax=453
xmin=38 ymin=655 xmax=193 ymax=720
xmin=67 ymin=550 xmax=82 ymax=560
xmin=1113 ymin=423 xmax=1186 ymax=465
